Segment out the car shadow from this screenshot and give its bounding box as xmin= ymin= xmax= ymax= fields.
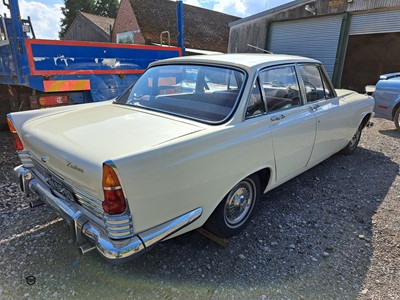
xmin=379 ymin=129 xmax=399 ymax=138
xmin=2 ymin=142 xmax=397 ymax=299
xmin=87 ymin=147 xmax=397 ymax=299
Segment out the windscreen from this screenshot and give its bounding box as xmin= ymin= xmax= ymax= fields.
xmin=115 ymin=64 xmax=246 ymax=123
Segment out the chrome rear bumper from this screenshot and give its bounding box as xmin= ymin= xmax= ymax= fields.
xmin=15 ymin=165 xmax=202 ymax=264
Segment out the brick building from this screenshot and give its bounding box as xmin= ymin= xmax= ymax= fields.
xmin=112 ymin=0 xmax=239 ymax=53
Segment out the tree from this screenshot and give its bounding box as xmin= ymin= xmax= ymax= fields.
xmin=94 ymin=0 xmax=119 ymax=18
xmin=59 ymin=0 xmax=96 ymax=39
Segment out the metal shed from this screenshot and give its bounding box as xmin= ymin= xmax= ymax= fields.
xmin=341 ymin=9 xmax=400 ymax=90
xmin=268 ymin=14 xmax=342 ymax=78
xmin=229 ymin=0 xmax=400 ymax=91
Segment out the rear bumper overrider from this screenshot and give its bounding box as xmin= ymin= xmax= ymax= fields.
xmin=15 ymin=165 xmax=202 ymax=264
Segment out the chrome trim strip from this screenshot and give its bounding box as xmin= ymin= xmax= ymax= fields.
xmin=74 ymin=192 xmax=104 ymax=219
xmin=14 ymin=165 xmax=203 ymax=264
xmin=103 ymin=186 xmax=122 ymax=191
xmin=17 ymin=151 xmax=34 ymax=168
xmin=104 ymin=213 xmax=134 ymax=239
xmin=139 ymin=207 xmax=203 ymax=251
xmin=31 ymin=157 xmax=134 ymax=240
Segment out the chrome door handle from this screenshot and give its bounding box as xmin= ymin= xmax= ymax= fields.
xmin=309 ymin=104 xmax=320 ymax=112
xmin=270 ymin=114 xmax=285 ymax=121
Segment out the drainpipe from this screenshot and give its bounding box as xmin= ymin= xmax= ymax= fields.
xmin=177 ymin=0 xmax=185 ymax=56
xmin=332 ymin=13 xmax=351 ymax=88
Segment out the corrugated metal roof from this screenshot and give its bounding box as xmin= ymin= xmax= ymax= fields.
xmin=349 ymin=9 xmax=400 ymax=35
xmin=347 ymin=0 xmax=400 ymax=12
xmin=128 ymin=0 xmax=240 ymax=53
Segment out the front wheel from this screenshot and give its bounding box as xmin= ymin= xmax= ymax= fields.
xmin=340 ymin=125 xmax=362 ymax=155
xmin=394 ymin=106 xmax=400 ymax=132
xmin=205 ymin=175 xmax=260 ymax=238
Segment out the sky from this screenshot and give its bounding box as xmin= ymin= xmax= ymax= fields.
xmin=0 ymin=0 xmax=293 ymax=40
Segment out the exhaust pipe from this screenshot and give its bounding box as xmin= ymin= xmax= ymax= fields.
xmin=366 ymin=121 xmax=374 ymax=128
xmin=30 ymin=199 xmax=45 ymax=208
xmin=80 ymin=243 xmax=96 ymax=255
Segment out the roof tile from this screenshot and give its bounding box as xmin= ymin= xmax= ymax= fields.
xmin=128 ymin=0 xmax=240 ymax=53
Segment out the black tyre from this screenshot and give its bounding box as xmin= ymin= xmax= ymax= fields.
xmin=394 ymin=106 xmax=400 ymax=132
xmin=340 ymin=125 xmax=362 ymax=155
xmin=205 ymin=175 xmax=260 ymax=238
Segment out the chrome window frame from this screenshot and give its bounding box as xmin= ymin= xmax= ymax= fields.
xmin=244 ymin=63 xmax=304 ymax=120
xmin=297 ymin=63 xmax=337 ymax=105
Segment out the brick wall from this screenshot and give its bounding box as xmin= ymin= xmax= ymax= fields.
xmin=112 ymin=0 xmax=145 ymax=44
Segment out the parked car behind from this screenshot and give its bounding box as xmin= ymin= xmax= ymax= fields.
xmin=8 ymin=54 xmax=375 ymax=264
xmin=368 ymin=73 xmax=400 ymax=131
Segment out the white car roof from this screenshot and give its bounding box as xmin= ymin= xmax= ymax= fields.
xmin=150 ymin=53 xmax=320 ymax=71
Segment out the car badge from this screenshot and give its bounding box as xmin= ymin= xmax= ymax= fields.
xmin=41 ymin=155 xmax=48 ymax=163
xmin=66 ymin=161 xmax=84 ymax=173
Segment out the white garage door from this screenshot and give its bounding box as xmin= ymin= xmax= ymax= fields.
xmin=268 ymin=15 xmax=343 ymax=78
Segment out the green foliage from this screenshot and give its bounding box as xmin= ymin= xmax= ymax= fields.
xmin=59 ymin=0 xmax=118 ymax=39
xmin=94 ymin=0 xmax=119 ymax=18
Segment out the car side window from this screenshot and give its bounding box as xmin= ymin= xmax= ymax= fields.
xmin=320 ymin=70 xmax=335 ymax=98
xmin=259 ymin=66 xmax=301 ymax=113
xmin=299 ymin=64 xmax=334 ymax=102
xmin=246 ymin=79 xmax=265 ymax=118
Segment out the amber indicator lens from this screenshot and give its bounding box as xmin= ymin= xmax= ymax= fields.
xmin=102 ymin=164 xmax=127 ymax=214
xmin=7 ymin=116 xmax=24 ymax=151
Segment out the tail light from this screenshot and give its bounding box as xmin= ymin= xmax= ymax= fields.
xmin=39 ymin=95 xmax=69 ymax=107
xmin=6 ymin=115 xmax=24 ymax=151
xmin=102 ymin=162 xmax=127 ymax=215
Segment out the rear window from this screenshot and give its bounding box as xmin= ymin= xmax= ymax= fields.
xmin=115 ymin=64 xmax=246 ymax=123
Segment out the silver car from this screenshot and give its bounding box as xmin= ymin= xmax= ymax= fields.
xmin=369 ymin=73 xmax=400 ymax=131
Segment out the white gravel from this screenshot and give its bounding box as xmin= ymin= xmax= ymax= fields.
xmin=0 ymin=117 xmax=399 ymax=299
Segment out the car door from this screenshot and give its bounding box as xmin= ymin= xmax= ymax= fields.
xmin=298 ymin=64 xmax=351 ymax=166
xmin=248 ymin=65 xmax=317 ymax=183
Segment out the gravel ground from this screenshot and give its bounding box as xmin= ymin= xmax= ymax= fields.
xmin=0 ymin=117 xmax=399 ymax=300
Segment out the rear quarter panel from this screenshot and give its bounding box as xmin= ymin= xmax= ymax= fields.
xmin=114 ymin=119 xmax=276 ymax=236
xmin=336 ymin=89 xmax=375 ymax=136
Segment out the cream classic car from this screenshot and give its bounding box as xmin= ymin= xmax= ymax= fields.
xmin=8 ymin=54 xmax=374 ymax=264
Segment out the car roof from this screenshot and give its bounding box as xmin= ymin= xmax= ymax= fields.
xmin=379 ymin=72 xmax=400 ymax=80
xmin=150 ymin=53 xmax=320 ymax=70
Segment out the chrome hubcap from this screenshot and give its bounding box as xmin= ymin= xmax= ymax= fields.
xmin=224 ymin=180 xmax=254 ymax=228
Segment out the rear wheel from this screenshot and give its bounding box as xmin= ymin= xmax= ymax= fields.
xmin=394 ymin=106 xmax=400 ymax=132
xmin=341 ymin=125 xmax=362 ymax=155
xmin=205 ymin=175 xmax=260 ymax=238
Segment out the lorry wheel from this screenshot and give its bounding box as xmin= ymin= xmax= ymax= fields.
xmin=205 ymin=175 xmax=260 ymax=238
xmin=394 ymin=107 xmax=400 ymax=131
xmin=341 ymin=125 xmax=362 ymax=155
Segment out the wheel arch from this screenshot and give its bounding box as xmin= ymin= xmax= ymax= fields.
xmin=392 ymin=101 xmax=400 ymax=120
xmin=360 ymin=112 xmax=373 ymax=129
xmin=206 ymin=166 xmax=272 ymax=219
xmin=204 ymin=167 xmax=272 ymax=238
xmin=251 ymin=167 xmax=272 ymax=194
